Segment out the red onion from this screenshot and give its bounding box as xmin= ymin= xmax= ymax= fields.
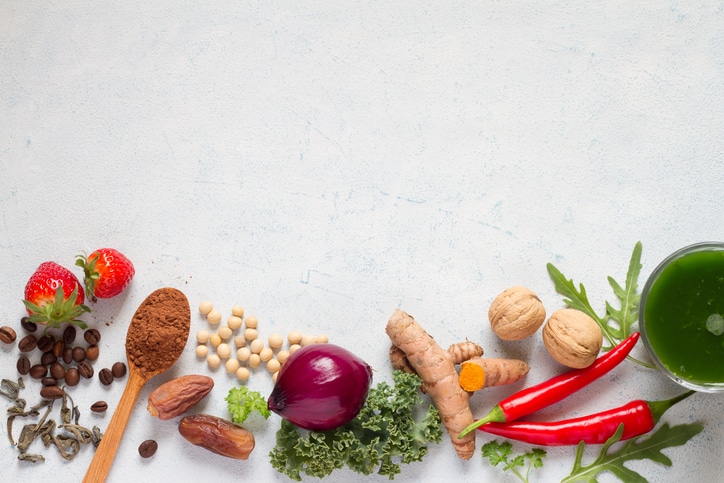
xmin=267 ymin=343 xmax=373 ymax=431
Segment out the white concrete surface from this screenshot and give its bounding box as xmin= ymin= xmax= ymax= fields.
xmin=1 ymin=2 xmax=723 ymax=482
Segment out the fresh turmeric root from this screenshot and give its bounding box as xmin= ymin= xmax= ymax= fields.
xmin=458 ymin=357 xmax=529 ymax=392
xmin=390 ymin=341 xmax=484 ymax=375
xmin=385 ymin=309 xmax=476 ymax=460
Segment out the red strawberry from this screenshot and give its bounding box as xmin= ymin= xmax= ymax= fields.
xmin=23 ymin=261 xmax=90 ymax=330
xmin=76 ymin=248 xmax=135 ymax=301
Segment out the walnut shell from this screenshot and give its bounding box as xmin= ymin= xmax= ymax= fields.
xmin=542 ymin=309 xmax=602 ymax=368
xmin=488 ymin=286 xmax=546 ymax=340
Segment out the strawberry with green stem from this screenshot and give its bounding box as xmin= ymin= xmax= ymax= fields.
xmin=76 ymin=248 xmax=135 ymax=302
xmin=23 ymin=261 xmax=90 ymax=330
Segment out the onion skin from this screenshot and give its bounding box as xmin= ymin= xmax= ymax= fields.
xmin=267 ymin=343 xmax=373 ymax=431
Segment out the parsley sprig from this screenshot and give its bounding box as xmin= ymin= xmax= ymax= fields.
xmin=225 ymin=386 xmax=270 ymax=424
xmin=481 ymin=440 xmax=546 ymax=483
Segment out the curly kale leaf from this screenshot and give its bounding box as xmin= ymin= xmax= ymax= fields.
xmin=562 ymin=422 xmax=704 ymax=483
xmin=269 ymin=370 xmax=443 ymax=481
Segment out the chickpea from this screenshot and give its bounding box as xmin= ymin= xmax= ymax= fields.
xmin=244 ymin=315 xmax=258 ymax=329
xmin=233 ymin=335 xmax=246 ymax=348
xmin=289 ymin=343 xmax=301 ymax=354
xmin=237 ymin=347 xmax=251 ymax=362
xmin=259 ymin=347 xmax=273 ymax=362
xmin=248 ymin=354 xmax=261 ymax=368
xmin=231 ymin=305 xmax=245 ymax=318
xmin=206 ymin=309 xmax=222 ymax=325
xmin=249 ymin=339 xmax=264 ymax=354
xmin=268 ymin=333 xmax=284 ymax=349
xmin=218 ymin=326 xmax=233 ymax=340
xmin=287 ymin=330 xmax=303 ymax=345
xmin=301 ymin=334 xmax=315 ymax=347
xmin=198 ymin=301 xmax=213 ymax=315
xmin=271 ymin=371 xmax=279 ymax=383
xmin=266 ymin=358 xmax=281 ymax=373
xmin=225 ymin=358 xmax=240 ymax=374
xmin=209 ymin=333 xmax=222 ymax=348
xmin=196 ymin=330 xmax=210 ymax=344
xmin=195 ymin=345 xmax=209 ymax=358
xmin=236 ymin=367 xmax=250 ymax=381
xmin=315 ymin=334 xmax=329 ymax=344
xmin=227 ymin=316 xmax=243 ymax=330
xmin=277 ymin=349 xmax=290 ymax=365
xmin=217 ymin=343 xmax=232 ymax=359
xmin=244 ymin=328 xmax=258 ymax=341
xmin=207 ymin=354 xmax=221 ymax=369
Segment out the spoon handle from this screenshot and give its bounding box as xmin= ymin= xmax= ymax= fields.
xmin=83 ymin=370 xmax=146 ymax=483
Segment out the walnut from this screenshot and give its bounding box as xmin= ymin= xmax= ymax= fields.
xmin=488 ymin=286 xmax=546 ymax=340
xmin=542 ymin=308 xmax=602 ymax=368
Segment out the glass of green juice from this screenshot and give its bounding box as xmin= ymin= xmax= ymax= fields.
xmin=640 ymin=242 xmax=724 ymax=392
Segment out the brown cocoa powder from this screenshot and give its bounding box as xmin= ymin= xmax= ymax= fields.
xmin=126 ymin=288 xmax=190 ymax=376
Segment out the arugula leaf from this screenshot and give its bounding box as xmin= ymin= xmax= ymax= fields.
xmin=481 ymin=440 xmax=546 ymax=483
xmin=562 ymin=422 xmax=704 ymax=483
xmin=548 ymin=241 xmax=654 ymax=367
xmin=225 ymin=386 xmax=270 ymax=424
xmin=605 ymin=241 xmax=642 ymax=340
xmin=546 ymin=262 xmax=612 ymax=342
xmin=269 ymin=370 xmax=443 ymax=480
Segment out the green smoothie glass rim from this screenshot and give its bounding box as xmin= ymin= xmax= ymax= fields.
xmin=639 ymin=241 xmax=724 ymax=393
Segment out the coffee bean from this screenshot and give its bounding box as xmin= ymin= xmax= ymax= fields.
xmin=16 ymin=356 xmax=31 ymax=375
xmin=63 ymin=325 xmax=76 ymax=344
xmin=138 ymin=439 xmax=158 ymax=458
xmin=77 ymin=360 xmax=94 ymax=379
xmin=37 ymin=334 xmax=55 ymax=352
xmin=72 ymin=346 xmax=86 ymax=362
xmin=90 ymin=401 xmax=108 ymax=413
xmin=40 ymin=385 xmax=64 ymax=400
xmin=30 ymin=364 xmax=47 ymax=379
xmin=111 ymin=362 xmax=127 ymax=379
xmin=0 ymin=326 xmax=17 ymax=344
xmin=50 ymin=361 xmax=66 ymax=380
xmin=85 ymin=344 xmax=100 ymax=361
xmin=18 ymin=334 xmax=38 ymax=352
xmin=98 ymin=368 xmax=114 ymax=386
xmin=53 ymin=339 xmax=65 ymax=358
xmin=41 ymin=377 xmax=57 ymax=386
xmin=84 ymin=329 xmax=101 ymax=345
xmin=63 ymin=347 xmax=74 ymax=364
xmin=65 ymin=367 xmax=80 ymax=386
xmin=40 ymin=351 xmax=57 ymax=366
xmin=20 ymin=317 xmax=37 ymax=333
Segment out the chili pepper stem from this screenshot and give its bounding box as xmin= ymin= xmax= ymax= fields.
xmin=649 ymin=390 xmax=695 ymax=424
xmin=458 ymin=405 xmax=505 ymax=439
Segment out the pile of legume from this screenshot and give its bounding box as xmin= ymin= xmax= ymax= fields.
xmin=195 ymin=301 xmax=329 ymax=382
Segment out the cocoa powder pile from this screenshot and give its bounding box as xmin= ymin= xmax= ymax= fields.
xmin=126 ymin=288 xmax=190 ymax=376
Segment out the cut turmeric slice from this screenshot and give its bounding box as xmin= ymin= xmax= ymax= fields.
xmin=459 ymin=357 xmax=530 ymax=392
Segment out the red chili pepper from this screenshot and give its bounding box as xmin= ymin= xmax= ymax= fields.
xmin=479 ymin=390 xmax=694 ymax=446
xmin=458 ymin=332 xmax=640 ymax=438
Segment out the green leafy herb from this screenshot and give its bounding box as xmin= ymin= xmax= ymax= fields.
xmin=269 ymin=370 xmax=443 ymax=480
xmin=225 ymin=386 xmax=270 ymax=424
xmin=562 ymin=422 xmax=703 ymax=483
xmin=481 ymin=440 xmax=546 ymax=483
xmin=548 ymin=241 xmax=653 ymax=367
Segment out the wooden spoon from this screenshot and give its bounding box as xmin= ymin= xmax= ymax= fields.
xmin=83 ymin=287 xmax=190 ymax=483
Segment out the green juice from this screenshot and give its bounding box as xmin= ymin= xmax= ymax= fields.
xmin=643 ymin=248 xmax=724 ymax=385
